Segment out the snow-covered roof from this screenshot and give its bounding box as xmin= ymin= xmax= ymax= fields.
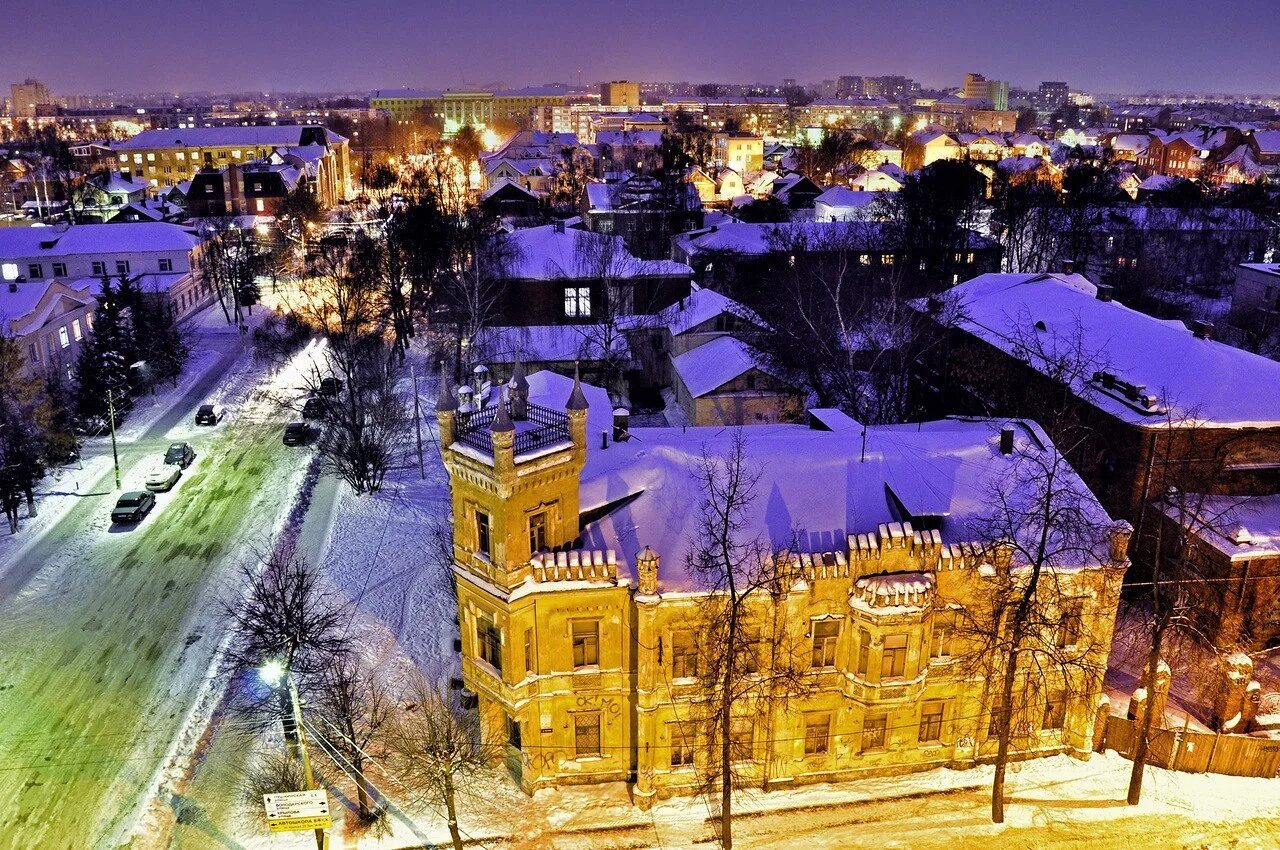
xmin=671 ymin=335 xmax=781 ymax=398
xmin=114 ymin=125 xmax=344 ymax=150
xmin=577 ymin=416 xmax=1113 ymax=591
xmin=814 ymin=186 xmax=882 ymax=208
xmin=0 ymin=222 xmax=202 ymax=259
xmin=1252 ymin=130 xmax=1280 ymax=156
xmin=675 ymin=220 xmax=993 ymax=258
xmin=476 ymin=324 xmax=631 ymax=364
xmin=1164 ymin=494 xmax=1280 ymax=561
xmin=479 ymin=178 xmax=539 ymax=202
xmin=946 ymin=272 xmax=1280 ymax=428
xmin=658 ymin=287 xmax=763 ymax=337
xmin=595 ymin=130 xmax=664 ymax=147
xmin=1138 ymin=174 xmax=1185 ymax=191
xmin=0 ymin=279 xmax=94 ymax=336
xmin=499 ymin=225 xmax=691 ymax=280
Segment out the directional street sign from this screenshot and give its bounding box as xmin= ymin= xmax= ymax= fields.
xmin=264 ymin=789 xmax=330 ymax=833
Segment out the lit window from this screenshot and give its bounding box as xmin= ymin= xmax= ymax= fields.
xmin=804 ymin=713 xmax=831 ymax=755
xmin=811 ymin=619 xmax=839 ymax=668
xmin=573 ymin=712 xmax=601 ymax=757
xmin=146 ymin=153 xmax=155 ymax=162
xmin=571 ymin=620 xmax=599 ymax=668
xmin=58 ymin=327 xmax=70 ymax=348
xmin=132 ymin=154 xmax=142 ymax=164
xmin=255 ymin=199 xmax=265 ymax=213
xmin=176 ymin=151 xmax=185 ymax=161
xmin=72 ymin=319 xmax=82 ymax=340
xmin=563 ymin=286 xmax=591 ymax=318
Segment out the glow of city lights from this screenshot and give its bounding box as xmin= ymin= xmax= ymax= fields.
xmin=259 ymin=659 xmax=286 ymax=686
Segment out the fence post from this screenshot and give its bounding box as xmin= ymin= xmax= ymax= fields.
xmin=1205 ymin=730 xmax=1222 ymax=774
xmin=1169 ymin=714 xmax=1191 ymax=772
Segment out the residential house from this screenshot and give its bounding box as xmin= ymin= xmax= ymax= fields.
xmin=0 ymin=277 xmax=96 ymax=380
xmin=670 ymin=334 xmax=803 ymax=425
xmin=582 ymin=174 xmax=703 ymax=260
xmin=437 ymin=376 xmax=1127 ymax=802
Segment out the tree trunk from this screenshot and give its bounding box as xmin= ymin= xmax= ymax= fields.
xmin=24 ymin=487 xmax=35 ymax=518
xmin=1127 ymin=628 xmax=1165 ymax=805
xmin=443 ymin=771 xmax=463 ymax=850
xmin=720 ymin=692 xmax=732 ymax=850
xmin=352 ymin=753 xmax=372 ymax=819
xmin=990 ymin=645 xmax=1020 ymax=824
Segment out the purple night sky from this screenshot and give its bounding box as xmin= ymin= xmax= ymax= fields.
xmin=5 ymin=0 xmax=1279 ymax=95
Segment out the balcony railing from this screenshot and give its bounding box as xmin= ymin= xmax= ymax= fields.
xmin=456 ymin=400 xmax=571 ymax=458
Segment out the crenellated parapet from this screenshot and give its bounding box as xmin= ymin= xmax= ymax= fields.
xmin=529 ymin=549 xmax=620 ymax=584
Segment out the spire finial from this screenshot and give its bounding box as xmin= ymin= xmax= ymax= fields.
xmin=566 ymin=361 xmax=589 ymax=411
xmin=436 ymin=360 xmax=457 ymax=412
xmin=491 ymin=386 xmax=515 ymax=432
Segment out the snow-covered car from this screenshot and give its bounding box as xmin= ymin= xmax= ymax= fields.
xmin=164 ymin=442 xmax=196 ymax=468
xmin=282 ymin=421 xmax=313 ymax=446
xmin=145 ymin=463 xmax=181 ymax=492
xmin=111 ymin=491 xmax=156 ymax=524
xmin=302 ymin=396 xmax=327 ymax=420
xmin=195 ymin=403 xmax=225 ymax=425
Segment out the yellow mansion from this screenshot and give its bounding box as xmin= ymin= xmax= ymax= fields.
xmin=438 ymin=370 xmax=1128 ymax=806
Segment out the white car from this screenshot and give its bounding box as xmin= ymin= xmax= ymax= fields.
xmin=145 ymin=462 xmax=182 ymax=492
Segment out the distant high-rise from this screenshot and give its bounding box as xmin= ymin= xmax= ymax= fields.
xmin=963 ymin=73 xmax=1009 ymax=110
xmin=9 ymin=79 xmax=51 ymax=118
xmin=601 ymin=80 xmax=641 ymax=109
xmin=863 ymin=75 xmax=917 ymax=102
xmin=1038 ymin=81 xmax=1070 ymax=111
xmin=836 ymin=75 xmax=864 ymax=98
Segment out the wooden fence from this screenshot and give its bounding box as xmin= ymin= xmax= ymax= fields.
xmin=1103 ymin=715 xmax=1280 ymax=779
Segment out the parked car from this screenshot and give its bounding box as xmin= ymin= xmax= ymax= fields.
xmin=112 ymin=490 xmax=156 ymax=523
xmin=318 ymin=377 xmax=343 ymax=397
xmin=145 ymin=463 xmax=182 ymax=492
xmin=282 ymin=421 xmax=313 ymax=446
xmin=195 ymin=403 xmax=225 ymax=425
xmin=164 ymin=442 xmax=196 ymax=468
xmin=302 ymin=396 xmax=327 ymax=420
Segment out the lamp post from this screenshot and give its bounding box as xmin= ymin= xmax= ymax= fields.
xmin=106 ymin=388 xmax=121 ymax=490
xmin=260 ymin=659 xmax=324 ymax=850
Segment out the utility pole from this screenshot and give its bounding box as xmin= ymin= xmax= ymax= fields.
xmin=411 ymin=363 xmax=425 ymax=479
xmin=285 ymin=673 xmax=325 ymax=850
xmin=107 ymin=388 xmax=121 ymax=490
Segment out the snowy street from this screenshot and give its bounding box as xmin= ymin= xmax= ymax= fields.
xmin=0 ymin=310 xmax=318 ymax=847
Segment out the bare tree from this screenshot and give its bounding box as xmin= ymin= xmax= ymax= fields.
xmin=196 ymin=217 xmax=265 ymax=326
xmin=310 ymin=653 xmax=392 ymax=821
xmin=382 ymin=674 xmax=502 ymax=850
xmin=683 ymin=430 xmax=809 ymax=849
xmin=314 ymin=343 xmax=412 ymax=494
xmin=955 ymin=432 xmax=1115 ymax=824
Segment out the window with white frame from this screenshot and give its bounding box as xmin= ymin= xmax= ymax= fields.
xmin=563 ymin=286 xmax=591 ymax=318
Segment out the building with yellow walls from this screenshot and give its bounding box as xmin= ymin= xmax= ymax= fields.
xmin=440 ymin=370 xmax=1129 ymax=806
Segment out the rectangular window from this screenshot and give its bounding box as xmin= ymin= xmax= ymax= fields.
xmin=51 ymin=262 xmax=67 ymax=277
xmin=28 ymin=344 xmax=38 ymax=364
xmin=804 ymin=713 xmax=831 ymax=755
xmin=92 ymin=261 xmax=106 ymax=276
xmin=159 ymin=258 xmax=173 ymax=273
xmin=71 ymin=319 xmax=82 ymax=341
xmin=931 ymin=619 xmax=953 ymax=660
xmin=58 ymin=327 xmax=69 ymax=349
xmin=507 ymin=715 xmax=522 ymax=749
xmin=115 ymin=260 xmax=130 ymax=275
xmin=919 ymin=702 xmax=944 ymax=743
xmin=571 ymin=620 xmax=600 ymax=668
xmin=669 ymin=723 xmax=695 ymax=767
xmin=881 ymin=634 xmax=908 ymax=679
xmin=528 ymin=510 xmax=548 ymax=554
xmin=1057 ymin=604 xmax=1083 ymax=649
xmin=523 ymin=628 xmax=533 ymax=674
xmin=573 ymin=712 xmax=601 ymax=757
xmin=475 ymin=509 xmax=491 ymax=556
xmin=856 ymin=628 xmax=871 ymax=676
xmin=1044 ymin=690 xmax=1066 ymax=730
xmin=862 ymin=716 xmax=887 ymax=751
xmin=671 ymin=630 xmax=697 ymax=679
xmin=730 ymin=720 xmax=754 ymax=761
xmin=563 ymin=286 xmax=592 ymax=318
xmin=27 ymin=263 xmax=42 ymax=279
xmin=811 ymin=619 xmax=839 ymax=668
xmin=476 ymin=614 xmax=502 ymax=673
xmin=255 ymin=199 xmax=265 ymax=213
xmin=740 ymin=627 xmax=760 ymax=674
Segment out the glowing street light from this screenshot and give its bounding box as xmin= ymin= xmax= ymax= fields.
xmin=259 ymin=658 xmax=286 ymax=686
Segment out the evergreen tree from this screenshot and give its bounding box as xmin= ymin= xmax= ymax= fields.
xmin=74 ymin=276 xmax=135 ymax=426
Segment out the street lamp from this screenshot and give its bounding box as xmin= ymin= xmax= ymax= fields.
xmin=259 ymin=658 xmax=324 ymax=850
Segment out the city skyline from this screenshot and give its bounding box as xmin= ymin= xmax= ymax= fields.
xmin=4 ymin=0 xmax=1280 ymax=97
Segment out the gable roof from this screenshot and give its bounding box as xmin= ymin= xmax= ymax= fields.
xmin=945 ymin=272 xmax=1280 ymax=428
xmin=671 ymin=335 xmax=783 ymax=398
xmin=658 ymin=287 xmax=763 ymax=337
xmin=499 ymin=224 xmax=691 ymax=280
xmin=0 ymin=222 xmax=202 ymax=259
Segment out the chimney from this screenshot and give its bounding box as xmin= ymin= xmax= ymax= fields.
xmin=1060 ymin=259 xmax=1075 ymax=275
xmin=1191 ymin=320 xmax=1214 ymax=341
xmin=612 ymin=407 xmax=630 ymax=442
xmin=999 ymin=425 xmax=1015 ymax=455
xmin=1096 ymin=284 xmax=1114 ymax=302
xmin=553 ymin=219 xmax=565 ymax=234
xmin=7 ymin=282 xmax=16 ymax=293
